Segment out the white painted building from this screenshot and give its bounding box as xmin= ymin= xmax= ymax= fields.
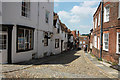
xmin=52 ymin=13 xmax=69 ymax=55
xmin=1 ymin=1 xmax=54 ymax=63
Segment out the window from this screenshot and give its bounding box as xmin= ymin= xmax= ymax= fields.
xmin=84 ymin=38 xmax=87 ymax=40
xmin=17 ymin=28 xmax=33 ymax=51
xmin=80 ymin=41 xmax=82 ymax=44
xmin=104 ymin=5 xmax=110 ymax=22
xmin=83 ymin=41 xmax=85 ymax=44
xmin=0 ymin=34 xmax=7 ymax=50
xmin=44 ymin=32 xmax=48 ymax=46
xmin=98 ymin=37 xmax=100 ymax=49
xmin=103 ymin=33 xmax=109 ymax=51
xmin=57 ymin=24 xmax=60 ymax=33
xmin=94 ymin=35 xmax=97 ymax=48
xmin=21 ymin=0 xmax=30 ymax=18
xmin=116 ymin=33 xmax=120 ymax=53
xmin=98 ymin=13 xmax=100 ymax=26
xmin=46 ymin=11 xmax=49 ymax=23
xmin=118 ymin=1 xmax=120 ymax=18
xmin=95 ymin=18 xmax=97 ymax=29
xmin=55 ymin=39 xmax=59 ymax=48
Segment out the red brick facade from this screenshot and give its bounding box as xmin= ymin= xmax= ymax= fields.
xmin=79 ymin=36 xmax=88 ymax=49
xmin=92 ymin=1 xmax=120 ymax=64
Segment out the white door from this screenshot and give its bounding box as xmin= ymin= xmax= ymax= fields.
xmin=0 ymin=31 xmax=8 ymax=64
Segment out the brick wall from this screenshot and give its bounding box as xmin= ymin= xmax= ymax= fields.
xmin=92 ymin=2 xmax=120 ymax=64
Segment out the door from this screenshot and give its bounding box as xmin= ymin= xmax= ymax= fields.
xmin=0 ymin=31 xmax=8 ymax=63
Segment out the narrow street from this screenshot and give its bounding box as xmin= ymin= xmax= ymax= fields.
xmin=3 ymin=50 xmax=110 ymax=78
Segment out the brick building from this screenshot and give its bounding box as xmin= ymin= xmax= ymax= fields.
xmin=92 ymin=1 xmax=120 ymax=65
xmin=79 ymin=35 xmax=88 ymax=49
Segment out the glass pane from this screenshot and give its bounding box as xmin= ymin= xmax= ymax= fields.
xmin=119 ymin=46 xmax=120 ymax=52
xmin=18 ymin=29 xmax=24 ymax=50
xmin=25 ymin=30 xmax=29 ymax=49
xmin=29 ymin=30 xmax=33 ymax=49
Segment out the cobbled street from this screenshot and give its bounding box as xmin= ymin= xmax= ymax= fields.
xmin=2 ymin=50 xmax=111 ymax=78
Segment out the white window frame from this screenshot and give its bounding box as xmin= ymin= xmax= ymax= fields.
xmin=98 ymin=37 xmax=100 ymax=49
xmin=103 ymin=33 xmax=109 ymax=51
xmin=94 ymin=35 xmax=97 ymax=48
xmin=118 ymin=0 xmax=120 ymax=19
xmin=104 ymin=5 xmax=110 ymax=22
xmin=95 ymin=18 xmax=97 ymax=29
xmin=98 ymin=13 xmax=100 ymax=26
xmin=116 ymin=32 xmax=120 ymax=54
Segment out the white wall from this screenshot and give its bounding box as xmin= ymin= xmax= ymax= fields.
xmin=52 ymin=18 xmax=61 ymax=54
xmin=2 ymin=2 xmax=38 ymax=29
xmin=37 ymin=2 xmax=54 ymax=58
xmin=2 ymin=2 xmax=54 ymax=63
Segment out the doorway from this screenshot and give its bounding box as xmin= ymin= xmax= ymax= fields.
xmin=0 ymin=31 xmax=8 ymax=63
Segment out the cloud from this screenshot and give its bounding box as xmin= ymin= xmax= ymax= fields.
xmin=57 ymin=1 xmax=98 ymax=33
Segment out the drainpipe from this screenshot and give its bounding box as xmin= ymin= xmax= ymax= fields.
xmin=100 ymin=1 xmax=104 ymax=61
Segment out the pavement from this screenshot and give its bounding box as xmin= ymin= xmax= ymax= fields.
xmin=1 ymin=50 xmax=120 ymax=79
xmin=85 ymin=52 xmax=119 ymax=78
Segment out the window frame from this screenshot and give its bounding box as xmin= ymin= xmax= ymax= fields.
xmin=104 ymin=5 xmax=110 ymax=22
xmin=45 ymin=10 xmax=50 ymax=23
xmin=98 ymin=13 xmax=100 ymax=26
xmin=21 ymin=0 xmax=30 ymax=18
xmin=103 ymin=33 xmax=109 ymax=51
xmin=44 ymin=32 xmax=48 ymax=46
xmin=94 ymin=35 xmax=97 ymax=48
xmin=17 ymin=27 xmax=34 ymax=52
xmin=116 ymin=32 xmax=120 ymax=54
xmin=55 ymin=39 xmax=59 ymax=48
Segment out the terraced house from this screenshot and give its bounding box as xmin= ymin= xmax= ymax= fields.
xmin=1 ymin=0 xmax=54 ymax=64
xmin=92 ymin=0 xmax=120 ymax=65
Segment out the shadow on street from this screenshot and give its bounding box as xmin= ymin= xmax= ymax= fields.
xmin=13 ymin=49 xmax=81 ymax=65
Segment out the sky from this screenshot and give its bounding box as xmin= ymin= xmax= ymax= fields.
xmin=54 ymin=0 xmax=100 ymax=34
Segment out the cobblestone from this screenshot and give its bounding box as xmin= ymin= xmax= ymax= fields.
xmin=2 ymin=50 xmax=111 ymax=78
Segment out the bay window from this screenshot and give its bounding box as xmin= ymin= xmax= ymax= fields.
xmin=17 ymin=28 xmax=33 ymax=52
xmin=103 ymin=33 xmax=109 ymax=51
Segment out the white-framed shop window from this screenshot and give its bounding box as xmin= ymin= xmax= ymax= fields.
xmin=103 ymin=33 xmax=109 ymax=51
